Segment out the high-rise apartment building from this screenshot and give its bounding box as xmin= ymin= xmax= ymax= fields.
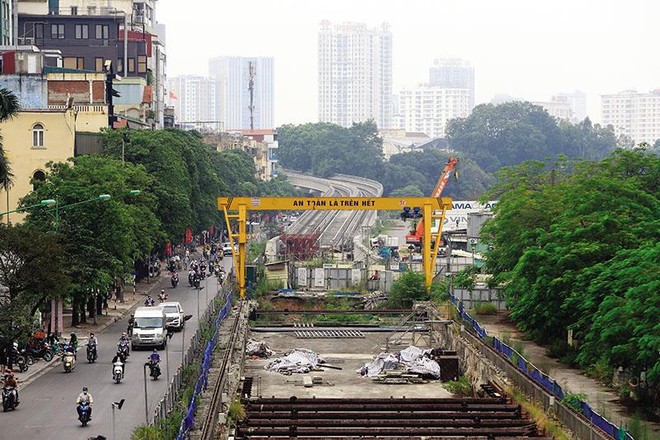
xmin=553 ymin=90 xmax=587 ymax=122
xmin=601 ymin=89 xmax=660 ymax=144
xmin=429 ymin=58 xmax=475 ymax=109
xmin=318 ymin=21 xmax=392 ymax=129
xmin=396 ymin=86 xmax=471 ymax=138
xmin=208 ymin=56 xmax=274 ymax=130
xmin=168 ymin=75 xmax=219 ymax=131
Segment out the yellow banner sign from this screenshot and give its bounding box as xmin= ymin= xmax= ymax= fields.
xmin=217 ymin=197 xmax=452 ymax=211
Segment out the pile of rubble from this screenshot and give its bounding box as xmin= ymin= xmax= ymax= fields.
xmin=357 ymin=346 xmax=441 ymax=384
xmin=246 ymin=338 xmax=274 ymax=358
xmin=265 ymin=348 xmax=326 ymax=375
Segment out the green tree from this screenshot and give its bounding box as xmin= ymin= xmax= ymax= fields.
xmin=0 ymin=224 xmax=69 ymax=339
xmin=21 ymin=156 xmax=162 ymax=325
xmin=0 ymin=87 xmax=20 ymax=192
xmin=390 ymin=185 xmax=424 ymax=197
xmin=446 ymin=101 xmax=564 ymax=172
xmin=388 ymin=271 xmax=427 ymax=308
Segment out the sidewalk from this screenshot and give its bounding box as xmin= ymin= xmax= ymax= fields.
xmin=476 ymin=312 xmax=660 ymax=437
xmin=15 ymin=276 xmax=167 ymax=388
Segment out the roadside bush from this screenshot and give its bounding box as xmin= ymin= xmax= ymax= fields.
xmin=443 ymin=376 xmax=473 ymax=397
xmin=473 ymin=302 xmax=497 ymax=315
xmin=561 ymin=392 xmax=587 ymax=414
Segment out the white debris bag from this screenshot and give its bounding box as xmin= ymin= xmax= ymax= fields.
xmin=357 ymin=353 xmax=399 ymax=377
xmin=246 ymin=339 xmax=274 ymax=358
xmin=266 ymin=348 xmax=325 ymax=374
xmin=357 ymin=346 xmax=441 ymax=379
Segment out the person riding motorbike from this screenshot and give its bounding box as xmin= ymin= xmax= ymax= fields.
xmin=68 ymin=332 xmax=79 ymax=359
xmin=148 ymin=349 xmax=161 ymax=365
xmin=146 ymin=349 xmax=161 ymax=378
xmin=3 ymin=369 xmax=19 ymax=404
xmin=158 ymin=289 xmax=168 ymax=302
xmin=127 ymin=314 xmax=135 ymax=336
xmin=111 ymin=353 xmax=125 ymax=376
xmin=144 ymin=295 xmax=155 ymax=307
xmin=86 ymin=332 xmax=98 ymax=361
xmin=76 ymin=386 xmax=94 ymax=420
xmin=117 ymin=332 xmax=130 ymax=359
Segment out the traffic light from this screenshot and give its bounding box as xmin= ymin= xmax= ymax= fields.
xmin=104 ymin=60 xmax=121 ymax=128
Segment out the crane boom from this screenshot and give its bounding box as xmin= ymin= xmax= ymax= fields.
xmin=405 ymin=156 xmax=459 ymax=246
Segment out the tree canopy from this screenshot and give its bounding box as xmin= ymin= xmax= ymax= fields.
xmin=481 ymin=148 xmax=659 ymax=383
xmin=446 ymin=102 xmax=618 ymax=173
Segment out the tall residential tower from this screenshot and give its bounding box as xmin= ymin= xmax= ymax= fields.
xmin=208 ymin=56 xmax=274 ymax=130
xmin=318 ymin=21 xmax=392 ymax=129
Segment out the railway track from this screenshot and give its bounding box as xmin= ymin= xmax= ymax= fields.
xmin=282 ymin=170 xmax=382 ymax=251
xmin=199 ymin=300 xmax=245 ymax=440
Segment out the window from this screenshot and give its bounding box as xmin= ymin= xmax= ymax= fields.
xmin=116 ymin=58 xmax=124 ymax=75
xmin=50 ymin=24 xmax=64 ymax=39
xmin=95 ymin=24 xmax=109 ymax=40
xmin=63 ymin=57 xmax=84 ymax=69
xmin=75 ymin=24 xmax=88 ymax=39
xmin=95 ymin=57 xmax=105 ymax=71
xmin=137 ymin=55 xmax=147 ymax=73
xmin=34 ymin=23 xmax=44 ymax=39
xmin=32 ymin=170 xmax=46 ymax=191
xmin=128 ymin=58 xmax=135 ymax=73
xmin=70 ymin=6 xmax=78 ymax=15
xmin=32 ymin=124 xmax=44 ymax=148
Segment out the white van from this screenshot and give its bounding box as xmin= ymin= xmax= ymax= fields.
xmin=131 ymin=306 xmax=167 ymax=350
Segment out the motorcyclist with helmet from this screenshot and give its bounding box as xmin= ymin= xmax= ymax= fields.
xmin=76 ymin=386 xmax=94 ymax=420
xmin=117 ymin=332 xmax=130 ymax=359
xmin=2 ymin=369 xmax=19 ymax=404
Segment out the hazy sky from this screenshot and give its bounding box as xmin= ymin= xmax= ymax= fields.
xmin=158 ymin=0 xmax=660 ymax=126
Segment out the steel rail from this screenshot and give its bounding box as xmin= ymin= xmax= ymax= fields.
xmin=199 ymin=300 xmax=245 ymax=440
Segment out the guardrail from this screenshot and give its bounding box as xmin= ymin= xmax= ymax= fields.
xmin=449 ymin=294 xmax=634 ymax=440
xmin=151 ymin=284 xmax=230 ymax=427
xmin=175 ymin=291 xmax=235 ymax=439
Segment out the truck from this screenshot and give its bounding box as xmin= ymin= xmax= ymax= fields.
xmin=131 ymin=306 xmax=168 ymax=350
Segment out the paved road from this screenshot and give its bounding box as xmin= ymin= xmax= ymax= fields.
xmin=1 ymin=257 xmax=233 ymax=440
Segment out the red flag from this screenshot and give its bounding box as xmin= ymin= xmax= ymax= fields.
xmin=165 ymin=241 xmax=172 ymax=256
xmin=169 ymin=91 xmax=177 ymax=100
xmin=185 ymin=228 xmax=192 ymax=244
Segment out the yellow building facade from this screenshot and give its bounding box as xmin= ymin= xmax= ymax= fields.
xmin=0 ymin=107 xmax=106 ymax=223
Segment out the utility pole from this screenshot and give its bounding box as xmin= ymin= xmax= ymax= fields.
xmin=248 ymin=61 xmax=255 ymax=130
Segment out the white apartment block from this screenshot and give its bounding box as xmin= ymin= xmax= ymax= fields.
xmin=208 ymin=56 xmax=274 ymax=130
xmin=168 ymin=75 xmax=219 ymax=131
xmin=318 ymin=21 xmax=392 ymax=129
xmin=601 ymin=90 xmax=660 ymax=144
xmin=531 ymin=98 xmax=574 ymax=122
xmin=396 ymin=86 xmax=471 ymax=138
xmin=553 ymin=90 xmax=587 ymax=122
xmin=429 ymin=58 xmax=475 ymax=110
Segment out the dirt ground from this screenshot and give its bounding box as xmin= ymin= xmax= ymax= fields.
xmin=244 ymin=330 xmax=453 ymax=400
xmin=476 ymin=311 xmax=660 ymax=437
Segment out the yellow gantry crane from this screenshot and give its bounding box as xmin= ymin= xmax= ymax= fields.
xmin=218 ymin=196 xmax=452 ymax=299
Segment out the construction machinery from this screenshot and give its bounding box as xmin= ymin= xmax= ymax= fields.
xmin=405 ymin=156 xmax=459 ymax=247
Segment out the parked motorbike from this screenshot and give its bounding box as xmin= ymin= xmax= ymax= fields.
xmin=113 ymin=360 xmax=124 ymax=384
xmin=13 ymin=351 xmax=28 ymax=373
xmin=62 ymin=351 xmax=76 ymax=373
xmin=77 ymin=402 xmax=91 ymax=426
xmin=171 ymin=272 xmax=179 ymax=288
xmin=26 ymin=342 xmax=54 ymax=363
xmin=2 ymin=386 xmax=18 ymax=412
xmin=148 ymin=360 xmax=161 ymax=380
xmin=86 ymin=343 xmax=97 ymax=363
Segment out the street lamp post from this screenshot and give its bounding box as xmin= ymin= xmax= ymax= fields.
xmin=111 ymin=399 xmax=125 ymax=440
xmin=142 ymin=363 xmax=149 ymax=424
xmin=0 ymin=199 xmax=56 ymax=224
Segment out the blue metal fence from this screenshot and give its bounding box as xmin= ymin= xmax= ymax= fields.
xmin=450 ymin=294 xmax=634 ymax=440
xmin=176 ymin=292 xmax=233 ymax=440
